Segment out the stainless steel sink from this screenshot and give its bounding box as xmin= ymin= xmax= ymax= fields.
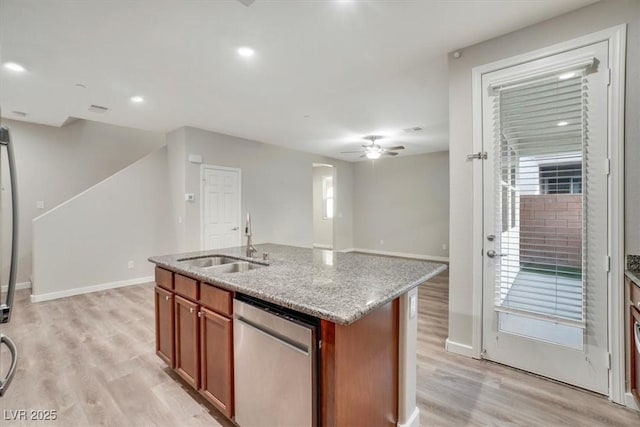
xmin=178 ymin=256 xmax=241 ymax=268
xmin=178 ymin=256 xmax=266 ymax=274
xmin=207 ymin=261 xmax=265 ymax=274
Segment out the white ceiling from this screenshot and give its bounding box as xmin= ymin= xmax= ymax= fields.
xmin=0 ymin=0 xmax=597 ymax=161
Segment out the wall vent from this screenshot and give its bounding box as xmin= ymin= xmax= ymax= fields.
xmin=403 ymin=126 xmax=424 ymax=133
xmin=88 ymin=104 xmax=109 ymax=113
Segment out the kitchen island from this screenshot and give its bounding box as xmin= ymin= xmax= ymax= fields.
xmin=149 ymin=244 xmax=446 ymax=427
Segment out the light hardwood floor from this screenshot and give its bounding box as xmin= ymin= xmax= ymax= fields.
xmin=0 ymin=272 xmax=638 ymax=426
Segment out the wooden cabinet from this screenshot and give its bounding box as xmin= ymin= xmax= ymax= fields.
xmin=629 ymin=277 xmax=640 ymax=405
xmin=175 ymin=295 xmax=200 ymax=389
xmin=154 ymin=271 xmax=234 ymax=418
xmin=154 ymin=286 xmax=175 ymax=367
xmin=200 ymin=307 xmax=234 ymax=417
xmin=155 ymin=267 xmax=173 ymax=290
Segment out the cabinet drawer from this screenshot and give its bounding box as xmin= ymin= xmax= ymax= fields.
xmin=630 ymin=278 xmax=640 ymax=310
xmin=200 ymin=284 xmax=232 ymax=317
xmin=155 ymin=267 xmax=173 ymax=290
xmin=175 ymin=274 xmax=199 ymax=301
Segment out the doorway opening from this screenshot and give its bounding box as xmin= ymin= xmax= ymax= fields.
xmin=312 ymin=163 xmax=335 ymax=250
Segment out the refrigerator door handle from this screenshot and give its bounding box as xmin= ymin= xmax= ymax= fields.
xmin=0 ymin=126 xmax=19 ymax=324
xmin=0 ymin=334 xmax=17 ymax=397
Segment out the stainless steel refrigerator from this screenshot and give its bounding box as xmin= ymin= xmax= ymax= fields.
xmin=0 ymin=125 xmax=18 ymax=397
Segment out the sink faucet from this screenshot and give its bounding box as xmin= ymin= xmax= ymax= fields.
xmin=245 ymin=212 xmax=257 ymax=258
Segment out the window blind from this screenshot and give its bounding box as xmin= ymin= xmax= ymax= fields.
xmin=491 ymin=69 xmax=589 ymax=327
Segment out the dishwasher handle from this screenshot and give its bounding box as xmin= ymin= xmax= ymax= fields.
xmin=0 ymin=334 xmax=18 ymax=397
xmin=236 ymin=316 xmax=309 ymax=356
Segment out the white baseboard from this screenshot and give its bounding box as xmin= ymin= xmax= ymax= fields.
xmin=624 ymin=392 xmax=640 ymax=412
xmin=445 ymin=338 xmax=474 ymax=358
xmin=336 ymin=247 xmax=356 ymax=253
xmin=342 ymin=248 xmax=449 ymax=263
xmin=398 ymin=407 xmax=420 ymax=427
xmin=313 ymin=244 xmax=333 ymax=250
xmin=1 ymin=281 xmax=32 ymax=293
xmin=30 ymin=276 xmax=154 ymax=303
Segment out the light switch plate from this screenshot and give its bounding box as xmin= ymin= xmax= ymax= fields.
xmin=188 ymin=154 xmax=203 ymax=163
xmin=185 ymin=193 xmax=195 ymax=201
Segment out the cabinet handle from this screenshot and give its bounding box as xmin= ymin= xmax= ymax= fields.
xmin=197 ymin=311 xmax=203 ymax=318
xmin=165 ymin=295 xmax=170 ymax=301
xmin=189 ymin=307 xmax=195 ymax=314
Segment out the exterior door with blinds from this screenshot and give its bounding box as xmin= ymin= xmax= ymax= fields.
xmin=481 ymin=41 xmax=610 ymax=394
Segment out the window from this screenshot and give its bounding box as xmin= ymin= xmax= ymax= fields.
xmin=322 ymin=175 xmax=334 ymax=219
xmin=539 ymin=163 xmax=582 ymax=194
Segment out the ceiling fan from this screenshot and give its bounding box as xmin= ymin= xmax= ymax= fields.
xmin=341 ymin=135 xmax=405 ymax=160
xmin=236 ymin=0 xmax=256 ymax=6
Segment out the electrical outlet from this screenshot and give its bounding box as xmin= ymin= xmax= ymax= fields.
xmin=409 ymin=294 xmax=417 ymax=319
xmin=37 ymin=200 xmax=45 ymax=209
xmin=178 ymin=216 xmax=183 ymax=224
xmin=380 ymin=239 xmax=384 ymax=246
xmin=128 ymin=260 xmax=134 ymax=269
xmin=442 ymin=243 xmax=448 ymax=251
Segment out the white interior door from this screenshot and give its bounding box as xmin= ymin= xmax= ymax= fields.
xmin=481 ymin=41 xmax=610 ymax=394
xmin=202 ymin=166 xmax=241 ymax=250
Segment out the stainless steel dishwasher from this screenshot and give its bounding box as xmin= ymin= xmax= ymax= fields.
xmin=234 ymin=296 xmax=318 ymax=427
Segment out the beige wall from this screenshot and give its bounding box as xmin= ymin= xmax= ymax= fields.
xmin=0 ymin=118 xmax=166 ymax=283
xmin=166 ymin=128 xmax=187 ymax=252
xmin=169 ymin=126 xmax=354 ymax=252
xmin=353 ymin=151 xmax=449 ymax=259
xmin=32 ymin=147 xmax=173 ymax=299
xmin=448 ymin=0 xmax=640 ymax=347
xmin=313 ymin=166 xmax=335 ymax=248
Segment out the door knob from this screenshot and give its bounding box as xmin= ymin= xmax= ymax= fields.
xmin=486 ymin=250 xmax=506 ymax=258
xmin=231 ymin=227 xmax=239 ymax=231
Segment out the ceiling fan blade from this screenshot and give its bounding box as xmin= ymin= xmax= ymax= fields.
xmin=362 ymin=144 xmax=372 ymax=148
xmin=360 ymin=154 xmax=367 ymax=158
xmin=386 ymin=146 xmax=405 ymax=150
xmin=236 ymin=0 xmax=256 ymax=6
xmin=384 ymin=151 xmax=399 ymax=156
xmin=340 ymin=150 xmax=364 ymax=154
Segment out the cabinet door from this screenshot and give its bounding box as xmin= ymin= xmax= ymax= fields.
xmin=200 ymin=307 xmax=234 ymax=417
xmin=154 ymin=286 xmax=174 ymax=367
xmin=175 ymin=295 xmax=200 ymax=389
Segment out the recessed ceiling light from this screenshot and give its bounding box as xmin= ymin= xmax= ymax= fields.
xmin=130 ymin=95 xmax=145 ymax=103
xmin=237 ymin=47 xmax=255 ymax=58
xmin=558 ymin=72 xmax=576 ymax=80
xmin=557 ymin=121 xmax=569 ymax=127
xmin=3 ymin=62 xmax=26 ymax=72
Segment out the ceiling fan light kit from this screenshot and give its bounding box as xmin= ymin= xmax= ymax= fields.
xmin=340 ymin=135 xmax=405 ymax=160
xmin=365 ymin=150 xmax=382 ymax=160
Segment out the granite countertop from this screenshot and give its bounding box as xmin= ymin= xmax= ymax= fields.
xmin=626 ymin=270 xmax=640 ymax=287
xmin=149 ymin=243 xmax=447 ymax=325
